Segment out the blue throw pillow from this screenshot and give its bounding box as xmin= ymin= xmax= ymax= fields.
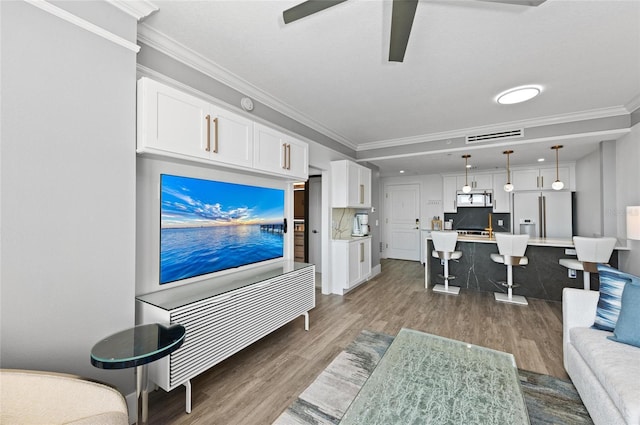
xmin=608 ymin=281 xmax=640 ymax=348
xmin=593 ymin=265 xmax=633 ymax=331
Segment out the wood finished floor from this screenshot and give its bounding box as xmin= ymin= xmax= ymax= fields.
xmin=147 ymin=259 xmax=565 ymax=425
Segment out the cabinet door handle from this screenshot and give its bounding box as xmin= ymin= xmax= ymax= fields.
xmin=540 ymin=175 xmax=544 ymax=188
xmin=282 ymin=143 xmax=287 ymax=169
xmin=213 ymin=117 xmax=219 ymax=154
xmin=360 ymin=242 xmax=364 ymax=263
xmin=205 ymin=114 xmax=211 ymax=152
xmin=360 ymin=184 xmax=364 ymax=204
xmin=287 ymin=144 xmax=291 ymax=170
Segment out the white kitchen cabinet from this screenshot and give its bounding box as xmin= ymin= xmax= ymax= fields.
xmin=137 ymin=77 xmax=309 ymax=180
xmin=539 ymin=167 xmax=570 ymax=190
xmin=331 ymin=160 xmax=372 ymax=208
xmin=512 ymin=167 xmax=570 ymax=191
xmin=137 ymin=77 xmax=210 ymax=160
xmin=456 ymin=173 xmax=492 ymax=190
xmin=253 ymin=123 xmax=309 ymax=180
xmin=443 ymin=176 xmax=458 ymax=212
xmin=331 ymin=237 xmax=371 ymax=294
xmin=208 ymin=107 xmax=254 ymax=168
xmin=137 ymin=77 xmax=253 ymax=168
xmin=492 ymin=172 xmax=511 ymax=213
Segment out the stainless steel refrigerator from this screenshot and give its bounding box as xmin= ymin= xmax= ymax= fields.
xmin=512 ymin=191 xmax=574 ymax=238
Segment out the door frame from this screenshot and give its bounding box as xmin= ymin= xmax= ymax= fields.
xmin=383 ymin=182 xmax=421 ymax=261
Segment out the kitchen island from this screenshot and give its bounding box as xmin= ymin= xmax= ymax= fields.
xmin=425 ymin=235 xmax=628 ymax=301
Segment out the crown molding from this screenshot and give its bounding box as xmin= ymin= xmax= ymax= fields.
xmin=25 ymin=0 xmax=140 ymax=52
xmin=356 ymin=105 xmax=630 ymax=152
xmin=108 ymin=0 xmax=158 ymax=21
xmin=357 ymin=128 xmax=631 ymax=163
xmin=626 ymin=94 xmax=640 ymax=114
xmin=137 ymin=24 xmax=358 ymax=150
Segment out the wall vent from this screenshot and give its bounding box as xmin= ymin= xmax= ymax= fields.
xmin=466 ymin=128 xmax=524 ymax=144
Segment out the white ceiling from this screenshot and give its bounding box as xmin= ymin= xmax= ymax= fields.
xmin=140 ymin=0 xmax=640 ymax=177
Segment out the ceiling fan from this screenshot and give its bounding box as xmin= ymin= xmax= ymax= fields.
xmin=283 ymin=0 xmax=546 ymax=62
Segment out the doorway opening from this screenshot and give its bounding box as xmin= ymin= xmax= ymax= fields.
xmin=294 ymin=176 xmax=322 ymax=288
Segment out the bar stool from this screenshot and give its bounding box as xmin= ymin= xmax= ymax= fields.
xmin=491 ymin=233 xmax=529 ymax=305
xmin=559 ymin=236 xmax=617 ymax=290
xmin=431 ymin=231 xmax=462 ymax=295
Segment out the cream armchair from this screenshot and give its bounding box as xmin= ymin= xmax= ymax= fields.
xmin=0 ymin=369 xmax=129 ymax=424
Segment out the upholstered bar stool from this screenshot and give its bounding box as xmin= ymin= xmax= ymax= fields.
xmin=559 ymin=236 xmax=617 ymax=290
xmin=431 ymin=231 xmax=462 ymax=295
xmin=491 ymin=233 xmax=529 ymax=305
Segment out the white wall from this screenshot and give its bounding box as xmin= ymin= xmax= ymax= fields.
xmin=1 ymin=0 xmax=137 ymax=396
xmin=575 ymin=148 xmax=602 ymax=236
xmin=615 ymin=122 xmax=640 ymax=275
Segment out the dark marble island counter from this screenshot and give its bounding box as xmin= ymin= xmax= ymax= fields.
xmin=424 ymin=235 xmax=626 ymax=302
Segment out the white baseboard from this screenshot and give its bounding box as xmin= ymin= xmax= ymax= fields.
xmin=371 ymin=263 xmax=382 ymax=278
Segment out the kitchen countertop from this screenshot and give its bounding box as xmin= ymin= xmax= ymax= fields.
xmin=427 ymin=233 xmax=630 ymax=250
xmin=333 ymin=235 xmax=373 ymax=242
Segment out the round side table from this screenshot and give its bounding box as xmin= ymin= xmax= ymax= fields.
xmin=91 ymin=323 xmax=186 ymax=424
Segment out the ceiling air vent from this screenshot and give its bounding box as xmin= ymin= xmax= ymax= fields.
xmin=466 ymin=128 xmax=524 ymax=144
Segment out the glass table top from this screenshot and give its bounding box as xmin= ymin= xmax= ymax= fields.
xmin=91 ymin=323 xmax=186 ymax=370
xmin=340 ymin=328 xmax=529 ymax=424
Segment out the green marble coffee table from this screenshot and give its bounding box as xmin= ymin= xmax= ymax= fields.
xmin=340 ymin=328 xmax=529 ymax=424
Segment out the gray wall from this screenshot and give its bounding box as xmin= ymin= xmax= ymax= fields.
xmin=1 ymin=0 xmax=137 ymax=398
xmin=575 ymin=148 xmax=602 ymax=235
xmin=369 ymin=167 xmax=382 ymax=267
xmin=615 ymin=122 xmax=640 ymax=276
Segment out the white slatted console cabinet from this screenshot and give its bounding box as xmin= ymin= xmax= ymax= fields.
xmin=136 ymin=262 xmax=315 ymax=413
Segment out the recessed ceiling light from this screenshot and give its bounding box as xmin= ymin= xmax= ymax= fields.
xmin=537 ymin=158 xmax=545 ymax=162
xmin=496 ymin=85 xmax=542 ymax=105
xmin=399 ymin=170 xmax=405 ymax=174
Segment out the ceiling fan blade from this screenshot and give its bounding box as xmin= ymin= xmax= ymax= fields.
xmin=283 ymin=0 xmax=348 ymax=24
xmin=389 ymin=0 xmax=419 ymax=62
xmin=475 ymin=0 xmax=546 ymax=7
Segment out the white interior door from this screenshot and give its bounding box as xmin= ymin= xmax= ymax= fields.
xmin=308 ymin=176 xmax=322 ymax=270
xmin=385 ymin=184 xmax=421 ymax=261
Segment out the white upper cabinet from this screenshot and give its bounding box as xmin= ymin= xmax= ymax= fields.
xmin=456 ymin=173 xmax=492 ymax=191
xmin=137 ymin=77 xmax=308 ymax=180
xmin=443 ymin=176 xmax=458 ymax=213
xmin=331 ymin=160 xmax=371 ymax=208
xmin=492 ymin=172 xmax=511 ymax=213
xmin=472 ymin=174 xmax=493 ymax=190
xmin=512 ymin=167 xmax=571 ymax=191
xmin=253 ymin=123 xmax=309 ymax=180
xmin=137 ymin=77 xmax=210 ymax=160
xmin=138 ymin=77 xmax=252 ymax=167
xmin=539 ymin=167 xmax=570 ymax=190
xmin=208 ymin=106 xmax=254 ymax=168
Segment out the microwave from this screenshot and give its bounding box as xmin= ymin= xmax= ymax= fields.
xmin=456 ymin=191 xmax=493 ymax=207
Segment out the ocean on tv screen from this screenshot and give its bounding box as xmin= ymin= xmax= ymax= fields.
xmin=160 ymin=174 xmax=285 ymax=284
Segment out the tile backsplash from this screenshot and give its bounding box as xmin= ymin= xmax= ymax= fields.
xmin=332 ymin=208 xmax=357 ymax=239
xmin=444 ymin=207 xmax=510 ymax=232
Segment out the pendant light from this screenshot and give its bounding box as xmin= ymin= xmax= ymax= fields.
xmin=461 ymin=154 xmax=471 ymax=193
xmin=503 ymin=150 xmax=514 ymax=192
xmin=551 ymin=145 xmax=564 ymax=190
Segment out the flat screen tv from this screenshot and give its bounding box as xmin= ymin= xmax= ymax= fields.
xmin=160 ymin=174 xmax=285 ymax=285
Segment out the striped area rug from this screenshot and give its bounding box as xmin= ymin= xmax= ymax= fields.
xmin=274 ymin=330 xmax=592 ymax=425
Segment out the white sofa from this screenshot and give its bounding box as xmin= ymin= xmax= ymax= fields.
xmin=563 ymin=288 xmax=640 ymax=425
xmin=0 ymin=369 xmax=129 ymax=424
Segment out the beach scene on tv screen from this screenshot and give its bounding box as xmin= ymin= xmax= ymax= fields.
xmin=160 ymin=174 xmax=285 ymax=284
